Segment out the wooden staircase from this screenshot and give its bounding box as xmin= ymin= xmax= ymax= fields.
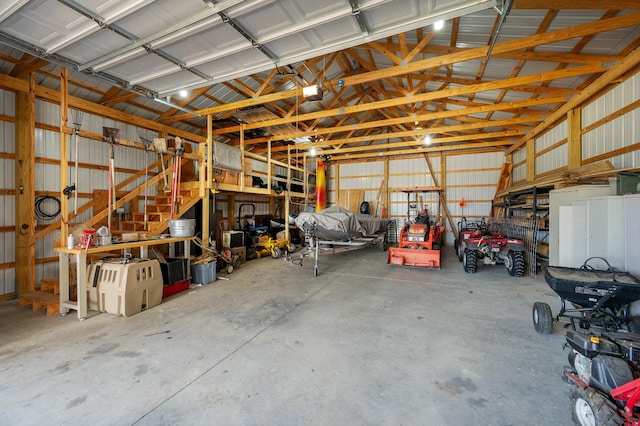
xmin=21 ymin=156 xmax=204 ymax=317
xmin=117 ymin=186 xmax=202 ymax=236
xmin=82 ymin=155 xmax=203 ymax=239
xmin=19 ymin=277 xmax=70 ymax=316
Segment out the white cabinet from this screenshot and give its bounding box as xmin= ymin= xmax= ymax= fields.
xmin=625 ymin=194 xmax=640 ymax=276
xmin=558 ymin=205 xmax=587 ymax=268
xmin=549 ymin=185 xmax=612 ymax=265
xmin=573 ymin=196 xmax=625 ymax=271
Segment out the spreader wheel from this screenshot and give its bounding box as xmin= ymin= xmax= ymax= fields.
xmin=272 ymin=247 xmax=282 ymax=259
xmin=533 ymin=302 xmax=553 ymax=334
xmin=506 ymin=250 xmax=526 ymax=277
xmin=226 ymin=265 xmax=234 ymax=274
xmin=570 ymin=386 xmax=623 ymax=426
xmin=463 ymin=249 xmax=477 ymax=273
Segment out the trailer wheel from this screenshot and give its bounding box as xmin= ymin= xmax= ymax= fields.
xmin=463 ymin=249 xmax=477 ymax=273
xmin=376 ymin=232 xmax=388 ymax=251
xmin=570 ymin=386 xmax=623 ymax=426
xmin=506 ymin=250 xmax=525 ymax=277
xmin=533 ymin=302 xmax=553 ymax=334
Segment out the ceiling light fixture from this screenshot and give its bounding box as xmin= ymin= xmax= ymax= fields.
xmin=423 ymin=134 xmax=432 ymax=145
xmin=302 ymin=83 xmax=323 ymax=101
xmin=434 ymin=20 xmax=444 ymax=31
xmin=179 ymin=89 xmax=188 ymax=98
xmin=310 ymin=147 xmax=317 ymax=157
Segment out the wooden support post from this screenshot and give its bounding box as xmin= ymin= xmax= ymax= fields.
xmin=228 ymin=195 xmax=236 ymax=230
xmin=207 ymin=115 xmax=213 ymax=191
xmin=285 ymin=145 xmax=291 ymax=241
xmin=567 ymin=107 xmax=582 ymax=170
xmin=267 ymin=140 xmax=272 ymax=195
xmin=440 ymin=153 xmax=447 ymax=238
xmin=60 ymin=68 xmax=70 ymax=246
xmin=15 ymin=74 xmax=36 ymax=295
xmin=424 ymin=154 xmax=457 ymax=241
xmin=334 ymin=162 xmax=340 ymax=208
xmin=240 ymin=123 xmax=245 ymax=191
xmin=200 ymin=115 xmax=213 ymax=248
xmin=383 ymin=158 xmax=389 ymax=217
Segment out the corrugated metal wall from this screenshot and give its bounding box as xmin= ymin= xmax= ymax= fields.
xmin=445 ymin=152 xmax=504 ymax=244
xmin=0 ymin=89 xmax=16 ymax=294
xmin=327 ymin=152 xmax=505 ymax=244
xmin=583 ymin=72 xmax=640 ymax=168
xmin=0 ymin=91 xmax=161 ymax=296
xmin=535 ymin=121 xmax=568 ymax=175
xmin=510 ymin=72 xmax=640 ymax=182
xmin=512 ymin=148 xmax=527 ymax=183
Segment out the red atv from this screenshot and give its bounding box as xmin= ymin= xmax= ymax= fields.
xmin=454 ymin=217 xmax=487 ymax=262
xmin=460 ymin=221 xmax=526 ymax=277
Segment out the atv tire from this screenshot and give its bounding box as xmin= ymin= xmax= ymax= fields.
xmin=463 ymin=249 xmax=477 ymax=273
xmin=455 ymin=239 xmax=463 ymax=262
xmin=533 ymin=302 xmax=553 ymax=334
xmin=570 ymin=385 xmax=623 ymax=426
xmin=506 ymin=250 xmax=526 ymax=277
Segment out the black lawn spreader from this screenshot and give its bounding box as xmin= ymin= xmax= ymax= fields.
xmin=533 ymin=257 xmax=640 ymax=335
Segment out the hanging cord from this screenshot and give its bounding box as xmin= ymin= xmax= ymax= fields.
xmin=35 ymin=195 xmax=61 ymax=222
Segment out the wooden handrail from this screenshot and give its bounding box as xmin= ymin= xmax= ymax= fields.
xmin=30 ymin=155 xmax=167 ymax=245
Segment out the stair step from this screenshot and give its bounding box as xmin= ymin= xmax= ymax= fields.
xmin=19 ymin=291 xmax=60 ymax=316
xmin=40 ymin=277 xmax=59 ymax=295
xmin=132 ymin=212 xmax=165 ymax=220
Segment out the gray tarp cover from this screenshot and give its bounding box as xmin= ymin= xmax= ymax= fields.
xmin=295 ymin=206 xmax=391 ymax=241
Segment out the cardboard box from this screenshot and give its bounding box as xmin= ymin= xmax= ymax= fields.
xmin=222 ymin=170 xmax=239 ymax=185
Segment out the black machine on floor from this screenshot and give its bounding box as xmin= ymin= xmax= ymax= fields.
xmin=562 ymin=328 xmax=640 ymax=425
xmin=533 ymin=257 xmax=640 ymax=335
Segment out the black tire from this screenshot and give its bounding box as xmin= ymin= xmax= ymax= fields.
xmin=463 ymin=249 xmax=477 ymax=273
xmin=533 ymin=302 xmax=553 ymax=334
xmin=570 ymin=386 xmax=623 ymax=426
xmin=455 ymin=239 xmax=464 ymax=262
xmin=626 ymin=317 xmax=640 ymax=333
xmin=506 ymin=250 xmax=526 ymax=277
xmin=226 ymin=265 xmax=234 ymax=274
xmin=378 ymin=233 xmax=388 ymax=251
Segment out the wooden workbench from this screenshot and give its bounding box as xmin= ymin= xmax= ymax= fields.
xmin=53 ymin=236 xmax=192 ymax=320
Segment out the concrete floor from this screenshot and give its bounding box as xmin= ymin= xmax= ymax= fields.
xmin=0 ymin=247 xmax=571 ymax=425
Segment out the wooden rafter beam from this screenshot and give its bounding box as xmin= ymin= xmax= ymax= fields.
xmin=238 ymin=96 xmax=563 ymax=146
xmin=507 ymin=37 xmax=640 ymax=154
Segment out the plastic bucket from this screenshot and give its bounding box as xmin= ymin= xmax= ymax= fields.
xmin=169 ymin=219 xmax=195 ymax=237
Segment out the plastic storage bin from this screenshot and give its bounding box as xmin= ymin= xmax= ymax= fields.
xmin=191 ymin=261 xmax=216 ymax=284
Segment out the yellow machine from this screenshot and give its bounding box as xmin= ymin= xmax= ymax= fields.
xmin=254 ymin=235 xmax=293 ymax=259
